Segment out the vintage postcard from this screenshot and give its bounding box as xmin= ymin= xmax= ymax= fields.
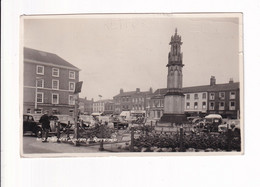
xmin=20 ymin=13 xmax=243 ymax=157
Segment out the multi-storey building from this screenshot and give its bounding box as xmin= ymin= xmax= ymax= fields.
xmin=78 ymin=97 xmax=94 ymax=115
xmin=113 ymin=88 xmax=153 ymax=115
xmin=23 ymin=47 xmax=80 ymax=115
xmin=149 ymin=89 xmax=165 ymax=119
xmin=183 ymin=87 xmax=208 ymax=116
xmin=206 ymin=77 xmax=240 ymax=119
xmin=93 ymin=99 xmax=114 ymax=114
xmin=150 ymin=76 xmax=240 ymax=119
xmin=104 ymin=100 xmax=115 ymax=115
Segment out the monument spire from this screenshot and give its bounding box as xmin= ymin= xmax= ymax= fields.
xmin=159 ymin=29 xmax=186 ymax=124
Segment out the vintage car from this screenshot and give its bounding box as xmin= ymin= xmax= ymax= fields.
xmin=23 ymin=114 xmax=42 ymax=137
xmin=112 ymin=115 xmax=129 ymax=129
xmin=218 ymin=119 xmax=240 ymax=134
xmin=204 ymin=114 xmax=223 ymax=132
xmin=193 ymin=114 xmax=223 ymax=133
xmin=49 ymin=115 xmax=75 ymax=133
xmin=79 ymin=115 xmax=96 ymax=128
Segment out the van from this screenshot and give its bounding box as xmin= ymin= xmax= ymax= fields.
xmin=204 ymin=114 xmax=223 ymax=132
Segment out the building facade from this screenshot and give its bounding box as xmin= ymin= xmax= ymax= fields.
xmin=93 ymin=99 xmax=114 ymax=114
xmin=113 ymin=88 xmax=153 ymax=115
xmin=23 ymin=47 xmax=80 ymax=115
xmin=206 ymin=77 xmax=240 ymax=119
xmin=150 ymin=77 xmax=240 ymax=119
xmin=78 ymin=97 xmax=94 ymax=115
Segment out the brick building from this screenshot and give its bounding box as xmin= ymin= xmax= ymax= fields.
xmin=113 ymin=88 xmax=153 ymax=115
xmin=23 ymin=47 xmax=80 ymax=115
xmin=78 ymin=97 xmax=94 ymax=115
xmin=93 ymin=99 xmax=114 ymax=115
xmin=150 ymin=77 xmax=240 ymax=119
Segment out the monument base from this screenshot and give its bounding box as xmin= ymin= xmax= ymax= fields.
xmin=159 ymin=113 xmax=187 ymax=124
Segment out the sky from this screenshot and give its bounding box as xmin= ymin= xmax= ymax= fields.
xmin=23 ymin=14 xmax=241 ymax=101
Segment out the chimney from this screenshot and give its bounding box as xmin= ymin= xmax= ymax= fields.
xmin=229 ymin=78 xmax=234 ymax=83
xmin=85 ymin=97 xmax=87 ymax=100
xmin=120 ymin=88 xmax=123 ymax=94
xmin=149 ymin=87 xmax=153 ymax=93
xmin=136 ymin=88 xmax=140 ymax=93
xmin=210 ymin=76 xmax=216 ymax=86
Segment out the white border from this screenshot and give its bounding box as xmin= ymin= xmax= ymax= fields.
xmin=2 ymin=1 xmax=260 ymax=187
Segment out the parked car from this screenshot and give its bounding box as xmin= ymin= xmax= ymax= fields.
xmin=218 ymin=119 xmax=240 ymax=134
xmin=187 ymin=116 xmax=202 ymax=124
xmin=23 ymin=114 xmax=42 ymax=137
xmin=79 ymin=115 xmax=96 ymax=128
xmin=204 ymin=114 xmax=223 ymax=132
xmin=112 ymin=116 xmax=129 ymax=129
xmin=49 ymin=115 xmax=75 ymax=133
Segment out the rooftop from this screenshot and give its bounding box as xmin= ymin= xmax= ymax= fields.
xmin=113 ymin=90 xmax=152 ymax=98
xmin=24 ymin=47 xmax=80 ymax=70
xmin=152 ymin=82 xmax=239 ymax=98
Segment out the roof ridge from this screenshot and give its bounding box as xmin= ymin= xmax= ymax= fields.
xmin=24 ymin=47 xmax=80 ymax=70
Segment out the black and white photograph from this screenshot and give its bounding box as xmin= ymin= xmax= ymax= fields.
xmin=21 ymin=13 xmax=243 ymax=156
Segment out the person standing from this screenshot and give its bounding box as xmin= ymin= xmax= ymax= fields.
xmin=39 ymin=110 xmax=50 ymax=142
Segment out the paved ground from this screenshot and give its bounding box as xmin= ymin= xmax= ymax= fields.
xmin=22 ymin=135 xmax=131 ymax=154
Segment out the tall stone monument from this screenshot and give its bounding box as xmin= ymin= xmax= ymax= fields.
xmin=159 ymin=28 xmax=186 ymax=124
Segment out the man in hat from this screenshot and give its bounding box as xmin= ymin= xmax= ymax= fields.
xmin=39 ymin=110 xmax=50 ymax=142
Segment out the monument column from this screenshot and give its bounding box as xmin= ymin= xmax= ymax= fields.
xmin=160 ymin=28 xmax=186 ymax=124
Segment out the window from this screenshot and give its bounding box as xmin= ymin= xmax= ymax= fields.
xmin=230 ymin=91 xmax=236 ymax=99
xmin=194 ymin=94 xmax=199 ymax=100
xmin=27 ymin=108 xmax=31 ymax=113
xmin=36 ymin=79 xmax=44 ymax=88
xmin=69 ymin=95 xmax=75 ymax=105
xmin=52 ymin=80 xmax=59 ymax=90
xmin=186 ymin=102 xmax=190 ymax=109
xmin=69 ymin=82 xmax=75 ymax=91
xmin=186 ymin=94 xmax=190 ymax=100
xmin=69 ymin=71 xmax=75 ymax=79
xmin=209 ymin=102 xmax=215 ymax=110
xmin=209 ymin=93 xmax=215 ymax=100
xmin=202 ymin=102 xmax=206 ymax=109
xmin=37 ymin=92 xmax=43 ymax=103
xmin=229 ymin=101 xmax=236 ymax=110
xmin=202 ymin=93 xmax=207 ymax=99
xmin=52 ymin=68 xmax=59 ymax=77
xmin=52 ymin=93 xmax=59 ymax=104
xmin=194 ymin=102 xmax=198 ymax=109
xmin=36 ymin=65 xmax=44 ymax=75
xmin=219 ymin=92 xmax=225 ymax=100
xmin=219 ymin=102 xmax=225 ymax=110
